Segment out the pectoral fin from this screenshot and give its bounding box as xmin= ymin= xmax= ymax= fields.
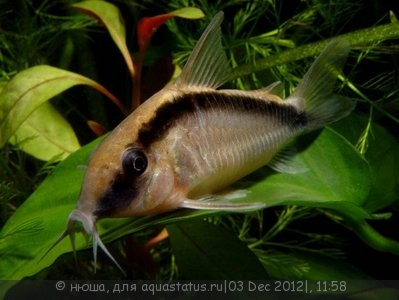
xmin=268 ymin=146 xmax=308 ymax=174
xmin=181 ymin=190 xmax=265 ymax=212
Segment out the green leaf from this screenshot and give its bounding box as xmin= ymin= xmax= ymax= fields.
xmin=71 ymin=0 xmax=134 ymax=78
xmin=237 ymin=127 xmax=372 ymax=218
xmin=331 ymin=114 xmax=399 ymax=212
xmin=242 ymin=126 xmax=399 ymax=254
xmin=169 ymin=7 xmax=205 ymax=19
xmin=0 ymin=65 xmax=120 ymax=148
xmin=167 ymin=220 xmax=269 ymax=279
xmin=9 ymin=102 xmax=80 ymax=161
xmin=329 ymin=115 xmax=399 ymax=254
xmin=0 ymin=138 xmax=99 ymax=280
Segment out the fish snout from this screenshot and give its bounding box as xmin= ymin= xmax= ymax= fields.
xmin=67 ymin=209 xmax=96 ymax=236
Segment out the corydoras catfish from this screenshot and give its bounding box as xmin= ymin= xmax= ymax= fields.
xmin=50 ymin=12 xmax=355 ymax=272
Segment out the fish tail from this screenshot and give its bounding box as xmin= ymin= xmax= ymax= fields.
xmin=287 ymin=39 xmax=355 ymax=130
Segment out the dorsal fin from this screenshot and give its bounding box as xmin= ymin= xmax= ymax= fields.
xmin=175 ymin=11 xmax=232 ymax=89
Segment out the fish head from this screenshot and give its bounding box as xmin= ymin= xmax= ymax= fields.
xmin=71 ymin=104 xmax=182 ymax=225
xmin=76 ymin=137 xmax=179 ymax=220
xmin=54 ymin=97 xmax=182 ymax=273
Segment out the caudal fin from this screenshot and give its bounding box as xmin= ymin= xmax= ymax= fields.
xmin=286 ymin=39 xmax=355 ymax=130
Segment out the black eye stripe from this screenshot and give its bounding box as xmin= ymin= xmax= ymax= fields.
xmin=96 ymin=148 xmax=147 ymax=217
xmin=95 ymin=173 xmax=137 ymax=217
xmin=122 ymin=148 xmax=148 ymax=176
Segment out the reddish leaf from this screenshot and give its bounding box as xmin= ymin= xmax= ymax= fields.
xmin=137 ymin=14 xmax=173 ymax=51
xmin=137 ymin=7 xmax=204 ymax=52
xmin=133 ymin=8 xmax=203 ymax=108
xmin=87 ymin=120 xmax=106 ymax=136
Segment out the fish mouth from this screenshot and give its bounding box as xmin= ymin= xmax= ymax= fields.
xmin=43 ymin=209 xmax=126 ymax=275
xmin=67 ymin=209 xmax=126 ymax=275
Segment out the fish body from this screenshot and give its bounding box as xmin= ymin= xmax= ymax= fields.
xmin=83 ymin=87 xmax=306 ymax=218
xmin=57 ymin=12 xmax=355 ymax=272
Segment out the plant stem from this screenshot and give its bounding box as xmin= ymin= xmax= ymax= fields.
xmin=345 ymin=218 xmax=399 ymax=255
xmin=232 ymin=21 xmax=399 ymax=79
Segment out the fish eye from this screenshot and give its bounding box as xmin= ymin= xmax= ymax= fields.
xmin=122 ymin=149 xmax=148 ymax=176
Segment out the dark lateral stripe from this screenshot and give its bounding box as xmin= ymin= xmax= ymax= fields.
xmin=138 ymin=92 xmax=307 ymax=147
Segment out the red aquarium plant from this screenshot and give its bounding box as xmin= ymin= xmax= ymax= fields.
xmin=72 ymin=1 xmax=205 ymax=113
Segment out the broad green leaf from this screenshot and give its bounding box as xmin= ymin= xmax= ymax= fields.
xmin=331 ymin=114 xmax=399 ymax=212
xmin=330 ymin=115 xmax=399 ymax=254
xmin=0 ymin=65 xmax=120 ymax=147
xmin=9 ymin=102 xmax=80 ymax=161
xmin=71 ymin=0 xmax=134 ymax=77
xmin=240 ymin=127 xmax=399 ymax=254
xmin=167 ymin=220 xmax=269 ymax=279
xmin=0 ymin=137 xmax=99 ymax=280
xmin=236 ymin=127 xmax=372 ymax=218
